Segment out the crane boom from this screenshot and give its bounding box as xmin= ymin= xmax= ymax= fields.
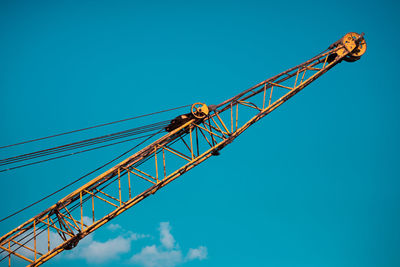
xmin=0 ymin=32 xmax=366 ymax=266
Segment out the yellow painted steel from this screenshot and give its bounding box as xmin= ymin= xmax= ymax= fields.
xmin=191 ymin=103 xmax=209 ymax=119
xmin=0 ymin=32 xmax=366 ymax=266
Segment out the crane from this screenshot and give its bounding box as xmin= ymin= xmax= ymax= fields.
xmin=0 ymin=32 xmax=367 ymax=266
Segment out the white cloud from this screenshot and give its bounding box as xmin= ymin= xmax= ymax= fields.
xmin=186 ymin=246 xmax=207 ymax=260
xmin=70 ymin=234 xmax=132 ymax=263
xmin=18 ymin=215 xmax=95 ymax=258
xmin=18 ymin=228 xmax=63 ymax=258
xmin=82 ymin=215 xmax=93 ymax=226
xmin=14 ymin=220 xmax=207 ymax=266
xmin=129 ymin=231 xmax=150 ymax=240
xmin=130 ymin=222 xmax=207 ymax=267
xmin=66 ymin=229 xmax=148 ymax=264
xmin=131 ymin=245 xmax=182 ymax=267
xmin=159 ymin=222 xmax=176 ymax=249
xmin=107 ymin=223 xmax=122 ymax=231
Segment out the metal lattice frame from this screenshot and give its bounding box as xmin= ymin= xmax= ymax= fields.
xmin=0 ymin=32 xmax=366 ymax=266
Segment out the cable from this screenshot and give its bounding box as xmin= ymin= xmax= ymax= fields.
xmin=0 ymin=171 xmax=122 ymax=262
xmin=0 ymin=129 xmax=163 ymax=263
xmin=0 ymin=169 xmax=122 ymax=263
xmin=0 ymin=129 xmax=164 ymax=223
xmin=0 ymin=120 xmax=169 ymax=166
xmin=0 ymin=174 xmax=118 ymax=262
xmin=0 ymin=112 xmax=181 ymax=256
xmin=0 ymin=104 xmax=190 ymax=149
xmin=0 ymin=128 xmax=161 ymax=167
xmin=0 ymin=224 xmax=48 ymax=263
xmin=0 ymin=128 xmax=168 ymax=263
xmin=0 ymin=132 xmax=160 ymax=173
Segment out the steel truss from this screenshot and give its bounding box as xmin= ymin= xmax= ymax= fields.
xmin=0 ymin=32 xmax=366 ymax=266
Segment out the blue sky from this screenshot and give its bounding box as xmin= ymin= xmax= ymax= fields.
xmin=0 ymin=0 xmax=399 ymax=266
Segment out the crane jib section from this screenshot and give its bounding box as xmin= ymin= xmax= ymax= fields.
xmin=0 ymin=32 xmax=366 ymax=266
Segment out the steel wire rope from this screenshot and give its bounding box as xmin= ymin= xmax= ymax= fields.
xmin=64 ymin=134 xmax=189 ymax=216
xmin=0 ymin=129 xmax=167 ymax=168
xmin=0 ymin=125 xmax=188 ymax=257
xmin=1 ymin=172 xmax=124 ymax=261
xmin=0 ymin=120 xmax=169 ymax=164
xmin=0 ymin=141 xmax=158 ymax=262
xmin=0 ymin=120 xmax=170 ymax=166
xmin=215 ymin=47 xmax=331 ymax=110
xmin=0 ymin=128 xmax=164 ymax=224
xmin=1 ymin=174 xmax=120 ymax=260
xmin=1 ymin=128 xmax=172 ymax=257
xmin=0 ymin=104 xmax=191 ymax=150
xmin=0 ymin=131 xmax=162 ymax=173
xmin=0 ymin=137 xmax=163 ymax=264
xmin=0 ymin=129 xmax=186 ymax=262
xmin=2 ymin=131 xmax=188 ymax=251
xmin=65 ymin=132 xmax=184 ymax=214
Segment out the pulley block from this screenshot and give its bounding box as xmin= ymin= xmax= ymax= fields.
xmin=191 ymin=103 xmax=209 ymax=119
xmin=338 ymin=32 xmax=367 ymax=62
